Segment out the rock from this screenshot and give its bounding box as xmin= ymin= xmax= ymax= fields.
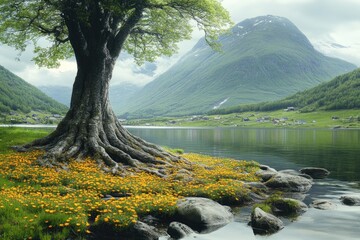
xmin=141 ymin=215 xmax=161 ymax=225
xmin=251 ymin=207 xmax=284 ymax=235
xmin=167 ymin=222 xmax=194 ymax=239
xmin=105 ymin=192 xmax=131 ymax=198
xmin=340 ymin=196 xmax=360 ymax=206
xmin=175 ymin=197 xmax=233 ymax=232
xmin=259 ymin=165 xmax=277 ymax=172
xmin=131 ymin=221 xmax=162 ymax=240
xmin=256 ymin=170 xmax=278 ymax=182
xmin=265 ymin=173 xmax=313 ymax=192
xmin=244 ymin=181 xmax=268 ymax=191
xmin=310 ymin=199 xmax=336 ymax=210
xmin=256 ymin=165 xmax=278 ymax=182
xmin=271 ymin=198 xmax=308 ymax=215
xmin=299 ymin=167 xmax=330 ymax=179
xmin=249 ymin=192 xmax=268 ymax=202
xmin=278 ymin=169 xmax=312 ymax=179
xmin=278 ymin=169 xmax=299 ymax=175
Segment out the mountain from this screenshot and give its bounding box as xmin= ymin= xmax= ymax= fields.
xmin=210 ymin=68 xmax=360 ymax=114
xmin=118 ymin=15 xmax=356 ymax=118
xmin=0 ymin=65 xmax=68 ymax=114
xmin=38 ymin=85 xmax=72 ymax=106
xmin=109 ymin=83 xmax=142 ymax=114
xmin=38 ymin=83 xmax=141 ymax=114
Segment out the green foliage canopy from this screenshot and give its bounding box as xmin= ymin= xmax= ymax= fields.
xmin=0 ymin=0 xmax=232 ymax=67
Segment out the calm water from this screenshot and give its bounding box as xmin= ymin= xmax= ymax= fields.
xmin=127 ymin=127 xmax=360 ymax=240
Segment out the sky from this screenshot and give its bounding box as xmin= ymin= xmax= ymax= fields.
xmin=1 ymin=0 xmax=360 ymax=87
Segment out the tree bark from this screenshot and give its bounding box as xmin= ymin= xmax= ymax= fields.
xmin=20 ymin=47 xmax=184 ymax=177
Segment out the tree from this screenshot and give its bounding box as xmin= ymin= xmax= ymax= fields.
xmin=0 ymin=0 xmax=231 ymax=176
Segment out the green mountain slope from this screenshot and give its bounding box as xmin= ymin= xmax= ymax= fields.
xmin=211 ymin=68 xmax=360 ymax=114
xmin=0 ymin=65 xmax=68 ymax=114
xmin=119 ymin=15 xmax=356 ymax=118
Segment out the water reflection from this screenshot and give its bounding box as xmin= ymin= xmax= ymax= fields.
xmin=134 ymin=127 xmax=360 ymax=240
xmin=127 ymin=127 xmax=360 ymax=182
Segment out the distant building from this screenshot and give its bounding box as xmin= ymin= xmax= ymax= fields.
xmin=284 ymin=107 xmax=295 ymax=112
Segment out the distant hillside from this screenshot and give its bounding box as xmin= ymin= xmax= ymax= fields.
xmin=0 ymin=65 xmax=68 ymax=114
xmin=110 ymin=83 xmax=142 ymax=114
xmin=118 ymin=15 xmax=356 ymax=118
xmin=38 ymin=85 xmax=72 ymax=106
xmin=210 ymin=68 xmax=360 ymax=114
xmin=39 ymin=83 xmax=141 ymax=114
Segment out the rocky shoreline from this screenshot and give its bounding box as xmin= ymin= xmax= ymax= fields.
xmin=115 ymin=165 xmax=360 ymax=240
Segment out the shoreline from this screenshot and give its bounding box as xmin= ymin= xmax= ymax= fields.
xmin=0 ymin=128 xmax=359 ymax=239
xmin=1 ymin=124 xmax=360 ymax=130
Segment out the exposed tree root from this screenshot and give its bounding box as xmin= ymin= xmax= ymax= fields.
xmin=14 ymin=114 xmax=190 ymax=178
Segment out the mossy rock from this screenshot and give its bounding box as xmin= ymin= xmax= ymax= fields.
xmin=253 ymin=195 xmax=307 ymax=217
xmin=270 ymin=197 xmax=308 ymax=216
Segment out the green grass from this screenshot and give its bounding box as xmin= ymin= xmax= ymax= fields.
xmin=0 ymin=127 xmax=52 ymax=153
xmin=124 ymin=109 xmax=360 ymax=129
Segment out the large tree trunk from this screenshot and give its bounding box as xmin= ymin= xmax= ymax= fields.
xmin=20 ymin=48 xmax=184 ymax=177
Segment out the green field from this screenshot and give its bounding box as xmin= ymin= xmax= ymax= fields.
xmin=0 ymin=127 xmax=52 ymax=153
xmin=124 ymin=109 xmax=360 ymax=128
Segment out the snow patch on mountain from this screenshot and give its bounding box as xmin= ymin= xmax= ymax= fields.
xmin=213 ymin=98 xmax=229 ymax=109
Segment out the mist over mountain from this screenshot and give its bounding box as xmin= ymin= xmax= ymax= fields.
xmin=117 ymin=15 xmax=356 ymax=118
xmin=38 ymin=83 xmax=141 ymax=114
xmin=38 ymin=85 xmax=72 ymax=106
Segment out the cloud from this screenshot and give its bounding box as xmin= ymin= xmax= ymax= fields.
xmin=0 ymin=0 xmax=359 ymax=88
xmin=0 ymin=45 xmax=32 ymax=72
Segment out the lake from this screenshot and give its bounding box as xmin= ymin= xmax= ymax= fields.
xmin=127 ymin=127 xmax=360 ymax=240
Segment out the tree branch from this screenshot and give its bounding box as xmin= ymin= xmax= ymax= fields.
xmin=110 ymin=7 xmax=144 ymax=58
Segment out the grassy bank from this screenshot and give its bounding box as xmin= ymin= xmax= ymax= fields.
xmin=0 ymin=128 xmax=259 ymax=239
xmin=124 ymin=109 xmax=360 ymax=128
xmin=0 ymin=111 xmax=64 ymax=125
xmin=0 ymin=127 xmax=53 ymax=154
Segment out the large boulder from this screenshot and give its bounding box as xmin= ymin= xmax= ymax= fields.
xmin=265 ymin=173 xmax=313 ymax=192
xmin=167 ymin=222 xmax=194 ymax=239
xmin=251 ymin=207 xmax=284 ymax=235
xmin=340 ymin=196 xmax=360 ymax=206
xmin=299 ymin=167 xmax=330 ymax=179
xmin=244 ymin=181 xmax=268 ymax=191
xmin=131 ymin=221 xmax=162 ymax=240
xmin=175 ymin=197 xmax=233 ymax=232
xmin=256 ymin=169 xmax=278 ymax=182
